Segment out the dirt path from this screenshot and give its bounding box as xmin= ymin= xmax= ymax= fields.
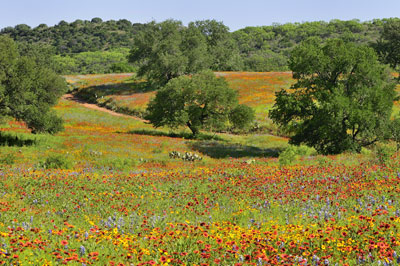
xmin=62 ymin=94 xmax=148 ymax=123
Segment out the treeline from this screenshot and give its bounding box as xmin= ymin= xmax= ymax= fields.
xmin=234 ymin=19 xmax=392 ymax=71
xmin=0 ymin=18 xmax=143 ymax=74
xmin=1 ymin=17 xmax=399 ymax=74
xmin=0 ymin=17 xmax=145 ymax=53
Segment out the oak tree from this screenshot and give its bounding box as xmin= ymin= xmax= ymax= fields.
xmin=269 ymin=38 xmax=396 ymax=154
xmin=145 ymin=71 xmax=254 ymax=136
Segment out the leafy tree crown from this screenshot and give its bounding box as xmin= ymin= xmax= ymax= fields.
xmin=145 ymin=70 xmax=254 ymax=136
xmin=269 ymin=37 xmax=396 ymax=154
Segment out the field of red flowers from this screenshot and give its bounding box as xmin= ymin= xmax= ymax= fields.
xmin=1 ymin=156 xmax=400 ymax=265
xmin=0 ymin=72 xmax=400 ymax=265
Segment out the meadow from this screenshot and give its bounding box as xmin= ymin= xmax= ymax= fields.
xmin=1 ymin=72 xmax=400 ymax=265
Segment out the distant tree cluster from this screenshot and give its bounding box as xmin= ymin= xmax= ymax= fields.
xmin=375 ymin=18 xmax=400 ymax=81
xmin=0 ymin=18 xmax=146 ymax=74
xmin=53 ymin=48 xmax=136 ymax=74
xmin=0 ymin=36 xmax=67 ymax=134
xmin=0 ymin=18 xmax=146 ymax=54
xmin=2 ymin=18 xmax=398 ymax=74
xmin=232 ymin=18 xmax=396 ymax=71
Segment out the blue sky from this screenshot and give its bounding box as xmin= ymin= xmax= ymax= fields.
xmin=1 ymin=0 xmax=399 ymax=31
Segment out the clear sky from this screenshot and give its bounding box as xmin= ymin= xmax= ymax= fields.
xmin=1 ymin=0 xmax=399 ymax=31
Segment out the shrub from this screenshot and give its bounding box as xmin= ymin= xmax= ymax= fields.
xmin=229 ymin=104 xmax=255 ymax=131
xmin=40 ymin=154 xmax=74 ymax=169
xmin=279 ymin=145 xmax=315 ymax=166
xmin=108 ymin=158 xmax=137 ymax=171
xmin=374 ymin=144 xmax=396 ymax=165
xmin=317 ymin=157 xmax=333 ymax=167
xmin=360 ymin=147 xmax=373 ymax=156
xmin=0 ymin=153 xmax=16 ymax=165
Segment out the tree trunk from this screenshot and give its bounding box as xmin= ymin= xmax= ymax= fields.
xmin=187 ymin=121 xmax=199 ymax=137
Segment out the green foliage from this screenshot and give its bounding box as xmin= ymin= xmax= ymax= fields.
xmin=145 ymin=70 xmax=254 ymax=136
xmin=269 ymin=38 xmax=396 ymax=154
xmin=316 ymin=156 xmax=333 ymax=167
xmin=110 ymin=62 xmax=136 ymax=73
xmin=53 ymin=48 xmax=135 ymax=74
xmin=278 ymin=144 xmax=315 ymax=166
xmin=1 ymin=18 xmax=394 ymax=73
xmin=360 ymin=147 xmax=373 ymax=156
xmin=390 ymin=117 xmax=400 ymax=151
xmin=192 ymin=20 xmax=243 ymax=71
xmin=40 ymin=154 xmax=74 ymax=169
xmin=1 ymin=18 xmax=146 ymax=54
xmin=0 ymin=36 xmax=67 ymax=134
xmin=229 ymin=104 xmax=255 ymax=130
xmin=233 ymin=19 xmax=387 ymax=71
xmin=243 ymin=50 xmax=288 ymax=71
xmin=0 ymin=132 xmax=37 ymax=147
xmin=375 ymin=18 xmax=400 ymax=78
xmin=129 ymin=20 xmax=188 ymax=87
xmin=129 ymin=20 xmax=242 ymax=86
xmin=0 ymin=153 xmax=16 ymax=165
xmin=374 ymin=144 xmax=396 ymax=165
xmin=107 ymin=158 xmax=138 ymax=171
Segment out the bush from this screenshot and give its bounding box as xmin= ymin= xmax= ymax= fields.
xmin=374 ymin=144 xmax=396 ymax=165
xmin=317 ymin=157 xmax=333 ymax=167
xmin=0 ymin=153 xmax=16 ymax=165
xmin=108 ymin=158 xmax=137 ymax=171
xmin=279 ymin=145 xmax=315 ymax=166
xmin=360 ymin=147 xmax=373 ymax=156
xmin=229 ymin=104 xmax=255 ymax=131
xmin=40 ymin=154 xmax=74 ymax=169
xmin=110 ymin=62 xmax=137 ymax=73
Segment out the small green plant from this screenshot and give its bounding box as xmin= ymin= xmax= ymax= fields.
xmin=108 ymin=158 xmax=137 ymax=171
xmin=40 ymin=153 xmax=74 ymax=169
xmin=0 ymin=153 xmax=16 ymax=165
xmin=360 ymin=147 xmax=373 ymax=156
xmin=279 ymin=145 xmax=315 ymax=166
xmin=317 ymin=156 xmax=332 ymax=167
xmin=374 ymin=144 xmax=396 ymax=165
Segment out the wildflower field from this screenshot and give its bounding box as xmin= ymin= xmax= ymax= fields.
xmin=66 ymin=72 xmax=400 ymax=130
xmin=1 ymin=73 xmax=400 ymax=265
xmin=65 ymin=72 xmax=295 ymax=122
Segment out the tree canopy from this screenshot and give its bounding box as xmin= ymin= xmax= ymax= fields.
xmin=0 ymin=36 xmax=67 ymax=134
xmin=1 ymin=18 xmax=396 ymax=74
xmin=269 ymin=38 xmax=396 ymax=154
xmin=145 ymin=71 xmax=254 ymax=136
xmin=128 ymin=20 xmax=242 ymax=87
xmin=376 ymin=19 xmax=400 ymax=80
xmin=0 ymin=19 xmax=146 ymax=54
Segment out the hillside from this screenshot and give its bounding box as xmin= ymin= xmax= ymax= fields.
xmin=2 ymin=18 xmax=399 ymax=73
xmin=67 ymin=72 xmax=400 ymax=135
xmin=0 ymin=18 xmax=146 ymax=54
xmin=1 ymin=72 xmax=399 ymax=265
